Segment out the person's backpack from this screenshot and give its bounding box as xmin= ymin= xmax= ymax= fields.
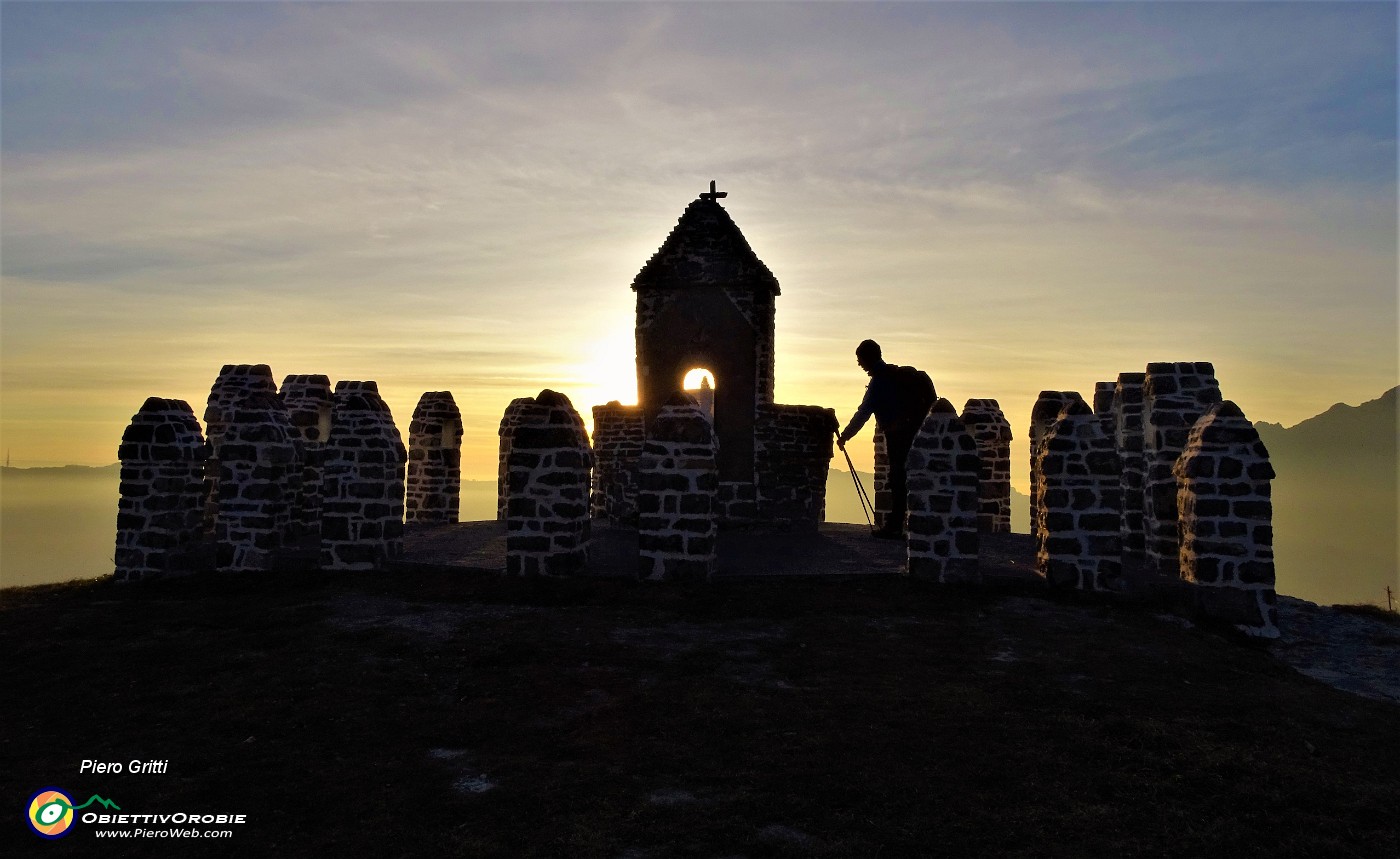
xmin=889 ymin=365 xmax=937 ymax=431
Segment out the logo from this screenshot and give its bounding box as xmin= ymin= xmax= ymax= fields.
xmin=25 ymin=788 xmax=120 ymax=839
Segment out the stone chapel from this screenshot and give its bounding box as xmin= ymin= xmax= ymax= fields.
xmin=589 ymin=183 xmax=838 ymax=529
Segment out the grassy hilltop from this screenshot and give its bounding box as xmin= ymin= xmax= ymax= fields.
xmin=3 ymin=570 xmax=1397 ymax=857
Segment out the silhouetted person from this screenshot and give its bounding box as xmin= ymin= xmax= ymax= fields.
xmin=837 ymin=339 xmax=937 ymax=538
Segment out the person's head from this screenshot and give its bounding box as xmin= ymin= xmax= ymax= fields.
xmin=855 ymin=339 xmax=883 ymax=373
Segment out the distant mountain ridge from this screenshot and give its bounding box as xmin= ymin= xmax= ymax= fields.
xmin=1256 ymin=386 xmax=1396 ymax=456
xmin=0 ymin=464 xmax=121 ymax=476
xmin=1248 ymin=388 xmax=1396 ymax=606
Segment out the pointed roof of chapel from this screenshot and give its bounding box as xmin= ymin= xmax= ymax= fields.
xmin=631 ymin=195 xmax=780 ymax=295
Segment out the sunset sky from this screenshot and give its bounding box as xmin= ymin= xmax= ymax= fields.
xmin=2 ymin=1 xmax=1395 ymax=490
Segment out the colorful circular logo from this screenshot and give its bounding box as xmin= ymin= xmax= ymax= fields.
xmin=26 ymin=788 xmax=76 ymax=839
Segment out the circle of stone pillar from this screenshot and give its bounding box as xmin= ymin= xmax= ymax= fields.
xmin=1142 ymin=362 xmax=1222 ymax=577
xmin=960 ymin=398 xmax=1013 ymax=534
xmin=214 ymin=393 xmax=302 ymax=573
xmin=505 ymin=390 xmax=592 ymax=576
xmin=1173 ymin=401 xmax=1279 ymax=638
xmin=115 ymin=398 xmax=208 ymax=582
xmin=638 ymin=392 xmax=719 ymax=582
xmin=406 ymin=391 xmax=463 ymax=525
xmin=1033 ymin=400 xmax=1123 ymax=592
xmin=906 ymin=399 xmax=981 ymax=584
xmin=320 ymin=381 xmax=408 ymax=571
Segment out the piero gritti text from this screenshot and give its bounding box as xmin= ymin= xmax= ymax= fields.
xmin=80 ymin=759 xmax=169 ymax=774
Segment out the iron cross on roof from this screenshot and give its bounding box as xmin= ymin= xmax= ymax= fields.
xmin=700 ymin=180 xmax=727 ymax=201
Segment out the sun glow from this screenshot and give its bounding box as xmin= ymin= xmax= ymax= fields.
xmin=576 ymin=322 xmax=638 ymax=409
xmin=682 ymin=368 xmax=715 ymax=390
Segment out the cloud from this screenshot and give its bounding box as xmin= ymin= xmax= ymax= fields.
xmin=1 ymin=2 xmax=1394 ymax=472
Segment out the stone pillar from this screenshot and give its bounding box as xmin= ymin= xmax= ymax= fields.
xmin=505 ymin=390 xmax=592 ymax=576
xmin=406 ymin=391 xmax=463 ymax=525
xmin=497 ymin=397 xmax=534 ymax=522
xmin=1174 ymin=401 xmax=1279 ymax=638
xmin=1093 ymin=381 xmax=1118 ymax=436
xmin=906 ymin=399 xmax=980 ymax=583
xmin=872 ymin=426 xmax=891 ymax=531
xmin=1092 ymin=382 xmax=1116 ymax=415
xmin=115 ymin=398 xmax=208 ymax=582
xmin=203 ymin=364 xmax=279 ymax=531
xmin=279 ymin=374 xmax=334 ymax=540
xmin=1029 ymin=391 xmax=1086 ymax=532
xmin=1143 ymin=362 xmax=1222 ymax=577
xmin=590 ymin=401 xmax=647 ymax=525
xmin=214 ymin=393 xmax=301 ymax=573
xmin=1033 ymin=400 xmax=1122 ymax=592
xmin=960 ymin=399 xmax=1013 ymax=533
xmin=638 ymin=393 xmax=719 ymax=581
xmin=1110 ymin=373 xmax=1147 ymax=559
xmin=205 ymin=364 xmax=280 ymax=444
xmin=320 ymin=381 xmax=407 ymax=571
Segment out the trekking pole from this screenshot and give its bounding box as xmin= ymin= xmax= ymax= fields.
xmin=837 ymin=434 xmax=877 ymax=534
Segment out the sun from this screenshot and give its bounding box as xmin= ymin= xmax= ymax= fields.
xmin=682 ymin=368 xmax=715 ymax=390
xmin=576 ymin=322 xmax=638 ymax=408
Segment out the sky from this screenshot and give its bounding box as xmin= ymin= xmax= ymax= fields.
xmin=1 ymin=1 xmax=1395 ymax=490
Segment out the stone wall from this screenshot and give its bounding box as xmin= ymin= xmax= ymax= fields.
xmin=115 ymin=398 xmax=208 ymax=582
xmin=718 ymin=286 xmax=777 ymax=406
xmin=497 ymin=397 xmax=535 ymax=522
xmin=279 ymin=374 xmax=333 ymax=539
xmin=1029 ymin=391 xmax=1086 ymax=532
xmin=593 ymin=401 xmax=835 ymax=530
xmin=960 ymin=399 xmax=1012 ymax=533
xmin=905 ymin=399 xmax=980 ymax=583
xmin=590 ymin=401 xmax=647 ymax=525
xmin=320 ymin=381 xmax=407 ymax=571
xmin=1110 ymin=372 xmax=1147 ymax=559
xmin=1174 ymin=401 xmax=1279 ymax=638
xmin=504 ymin=390 xmax=592 ymax=576
xmin=406 ymin=391 xmax=463 ymax=525
xmin=1033 ymin=400 xmax=1122 ymax=592
xmin=753 ymin=404 xmax=838 ymax=528
xmin=214 ymin=393 xmax=301 ymax=573
xmin=716 ymin=481 xmax=760 ymax=523
xmin=1142 ymin=362 xmax=1222 ymax=576
xmin=638 ymin=393 xmax=719 ymax=581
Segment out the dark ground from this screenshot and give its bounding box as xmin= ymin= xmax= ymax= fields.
xmin=3 ymin=529 xmax=1398 ymax=857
